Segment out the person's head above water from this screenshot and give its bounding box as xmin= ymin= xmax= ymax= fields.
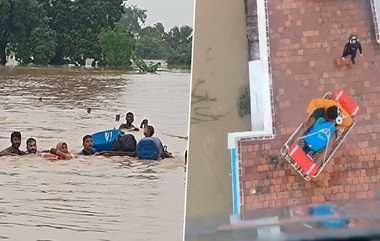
xmin=144 ymin=125 xmax=155 ymax=137
xmin=326 ymin=106 xmax=339 ymax=121
xmin=126 ymin=112 xmax=134 ymax=124
xmin=82 ymin=135 xmax=93 ymax=151
xmin=26 ymin=138 xmax=37 ymax=154
xmin=10 ymin=131 xmax=22 ymax=149
xmin=56 ymin=142 xmax=69 ymax=154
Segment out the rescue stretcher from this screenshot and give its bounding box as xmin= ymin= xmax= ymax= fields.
xmin=280 ymin=90 xmax=359 ymax=181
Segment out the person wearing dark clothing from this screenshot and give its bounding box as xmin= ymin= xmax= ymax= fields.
xmin=342 ymin=35 xmax=363 ymax=64
xmin=79 ymin=135 xmax=96 ymax=156
xmin=0 ymin=131 xmax=26 ymax=156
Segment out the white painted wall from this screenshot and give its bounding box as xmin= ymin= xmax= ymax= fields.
xmin=372 ymin=0 xmax=380 ymax=43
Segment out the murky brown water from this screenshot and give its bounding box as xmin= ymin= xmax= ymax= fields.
xmin=184 ymin=0 xmax=251 ymax=239
xmin=0 ymin=66 xmax=189 ymax=241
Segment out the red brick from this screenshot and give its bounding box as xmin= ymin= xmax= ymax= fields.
xmin=355 ymin=192 xmax=368 ymax=199
xmin=241 ymin=0 xmax=380 ymax=214
xmin=311 ymin=195 xmax=325 ymax=203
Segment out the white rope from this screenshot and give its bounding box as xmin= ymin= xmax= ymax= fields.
xmin=296 ymin=128 xmax=329 ymax=141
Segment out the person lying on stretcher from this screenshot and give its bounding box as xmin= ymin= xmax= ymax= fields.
xmin=302 ymin=99 xmax=353 ymax=154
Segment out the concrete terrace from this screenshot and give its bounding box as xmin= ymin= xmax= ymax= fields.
xmin=240 ymin=0 xmax=380 ymax=218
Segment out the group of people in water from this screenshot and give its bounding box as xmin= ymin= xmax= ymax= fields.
xmin=0 ymin=112 xmax=169 ymax=160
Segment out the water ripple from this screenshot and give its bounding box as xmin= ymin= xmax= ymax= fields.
xmin=0 ymin=67 xmax=187 ymax=241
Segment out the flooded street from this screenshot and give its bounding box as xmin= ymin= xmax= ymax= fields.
xmin=0 ymin=67 xmax=189 ymax=241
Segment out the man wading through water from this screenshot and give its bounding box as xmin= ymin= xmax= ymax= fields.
xmin=0 ymin=131 xmax=26 ymax=156
xmin=341 ymin=35 xmax=363 ymax=65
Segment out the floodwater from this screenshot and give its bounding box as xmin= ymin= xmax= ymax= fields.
xmin=185 ymin=0 xmax=380 ymax=240
xmin=184 ymin=0 xmax=251 ymax=239
xmin=0 ymin=66 xmax=189 ymax=241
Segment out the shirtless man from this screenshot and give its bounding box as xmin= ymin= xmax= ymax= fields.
xmin=119 ymin=112 xmax=139 ymax=131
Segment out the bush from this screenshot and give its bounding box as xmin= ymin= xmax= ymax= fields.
xmin=98 ymin=30 xmax=134 ymax=67
xmin=238 ymin=86 xmax=250 ymax=117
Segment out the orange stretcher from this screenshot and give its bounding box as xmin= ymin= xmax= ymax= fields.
xmin=280 ymin=90 xmax=359 ymax=181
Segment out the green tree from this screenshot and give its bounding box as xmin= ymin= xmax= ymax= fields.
xmin=136 ymin=23 xmax=167 ymax=59
xmin=166 ymin=25 xmax=193 ymax=66
xmin=30 ymin=24 xmax=57 ymax=65
xmin=38 ymin=0 xmax=73 ymax=65
xmin=166 ymin=26 xmax=192 ymax=49
xmin=98 ymin=30 xmax=134 ymax=67
xmin=115 ymin=5 xmax=147 ymax=36
xmin=0 ymin=0 xmax=14 ymax=65
xmin=40 ymin=0 xmax=124 ymax=65
xmin=0 ymin=0 xmax=56 ymax=65
xmin=238 ymin=86 xmax=250 ymax=117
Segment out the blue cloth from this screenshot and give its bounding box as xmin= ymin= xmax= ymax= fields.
xmin=304 ymin=119 xmax=336 ymax=152
xmin=310 ymin=204 xmax=349 ymax=228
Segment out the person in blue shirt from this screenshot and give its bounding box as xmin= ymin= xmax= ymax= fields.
xmin=303 ymin=106 xmax=339 ymax=154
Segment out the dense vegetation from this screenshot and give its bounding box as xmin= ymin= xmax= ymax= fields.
xmin=239 ymin=86 xmax=250 ymax=117
xmin=0 ymin=0 xmax=192 ymax=69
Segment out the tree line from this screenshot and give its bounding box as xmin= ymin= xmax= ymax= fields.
xmin=0 ymin=0 xmax=192 ymax=68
